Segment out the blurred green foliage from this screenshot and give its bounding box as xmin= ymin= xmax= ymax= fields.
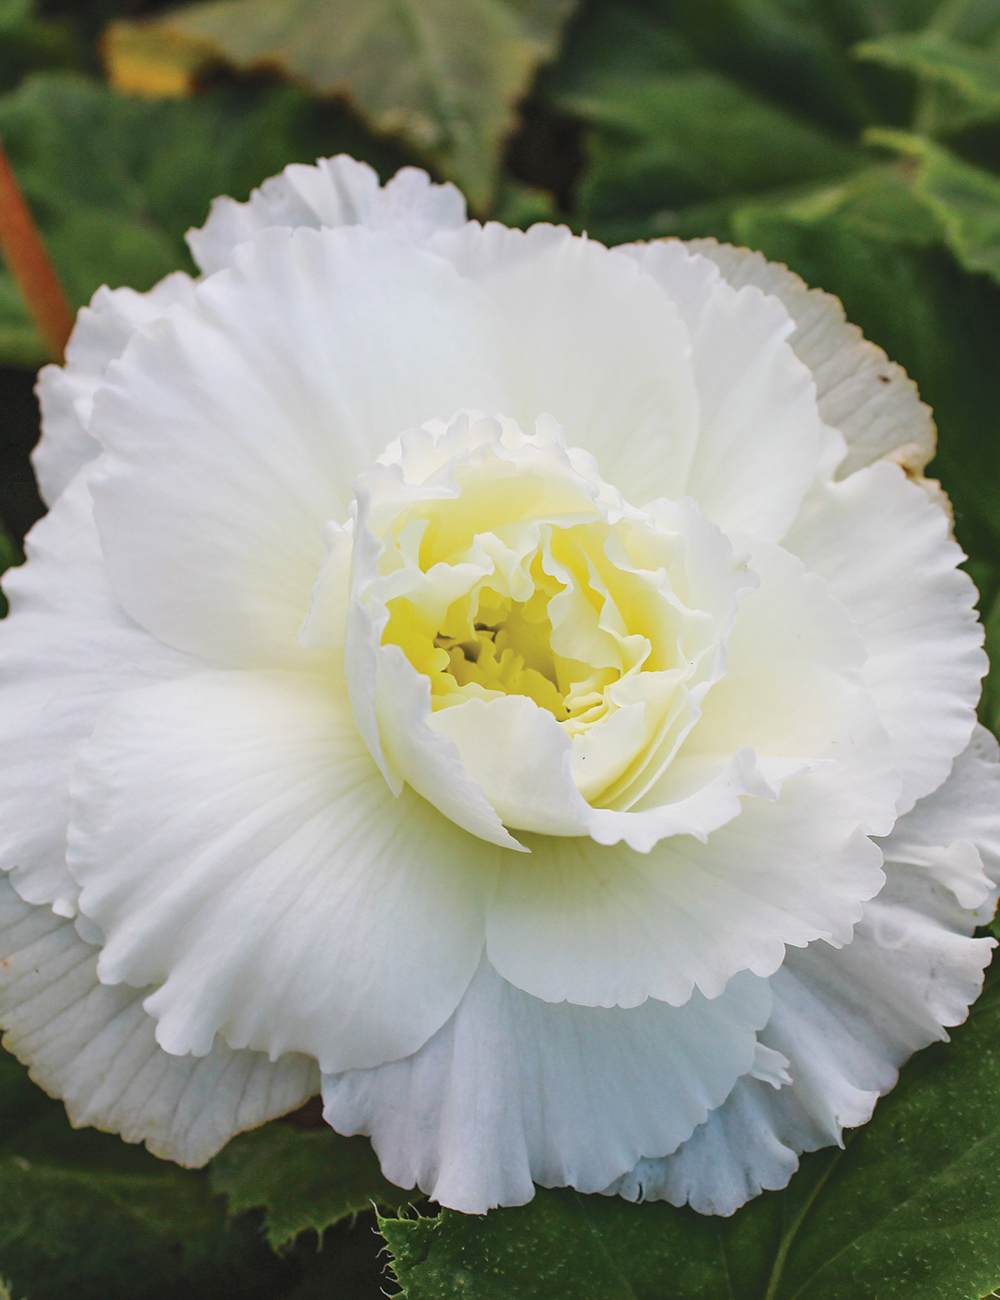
xmin=2 ymin=0 xmax=1000 ymax=1295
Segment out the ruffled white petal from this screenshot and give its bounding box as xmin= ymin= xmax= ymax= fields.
xmin=682 ymin=238 xmax=936 ymax=478
xmin=0 ymin=876 xmax=318 ymax=1166
xmin=488 ymin=771 xmax=887 ymax=1010
xmin=425 ymin=222 xmax=703 ymax=511
xmin=33 ymin=274 xmax=196 ymax=507
xmin=90 ymin=225 xmax=510 ymax=669
xmin=321 ymin=958 xmax=771 ymax=1214
xmin=610 ymin=728 xmax=998 ymax=1215
xmin=67 ymin=669 xmax=496 ymax=1074
xmin=484 ymin=540 xmax=898 ymax=1009
xmin=188 ymin=155 xmax=466 ymax=275
xmin=878 ymin=725 xmax=1000 ymax=909
xmin=0 ymin=469 xmax=203 ymax=918
xmin=341 ymin=411 xmax=764 ymax=853
xmin=786 ymin=460 xmax=986 ymax=812
xmin=618 ymin=240 xmax=825 ymax=540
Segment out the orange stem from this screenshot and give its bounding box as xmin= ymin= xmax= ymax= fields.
xmin=0 ymin=132 xmax=73 ymax=362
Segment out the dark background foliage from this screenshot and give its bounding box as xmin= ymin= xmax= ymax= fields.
xmin=1 ymin=0 xmax=1000 ymax=1294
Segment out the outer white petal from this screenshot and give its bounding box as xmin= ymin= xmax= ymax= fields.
xmin=880 ymin=726 xmax=1000 ymax=907
xmin=0 ymin=876 xmax=319 ymax=1166
xmin=188 ymin=155 xmax=466 ymax=275
xmin=321 ymin=958 xmax=771 ymax=1214
xmin=619 ymin=240 xmax=826 ymax=540
xmin=786 ymin=460 xmax=985 ymax=812
xmin=0 ymin=469 xmax=204 ymax=918
xmin=66 ymin=669 xmax=497 ymax=1074
xmin=425 ymin=222 xmax=703 ymax=511
xmin=487 ymin=768 xmax=887 ymax=1010
xmin=33 ymin=274 xmax=196 ymax=507
xmin=681 ymin=238 xmax=936 ymax=477
xmin=610 ymin=729 xmax=999 ymax=1215
xmin=91 ymin=225 xmax=509 ymax=669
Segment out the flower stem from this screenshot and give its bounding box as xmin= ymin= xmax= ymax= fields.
xmin=0 ymin=132 xmax=73 ymax=362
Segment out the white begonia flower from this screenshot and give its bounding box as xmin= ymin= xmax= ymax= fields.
xmin=1 ymin=155 xmax=998 ymax=1215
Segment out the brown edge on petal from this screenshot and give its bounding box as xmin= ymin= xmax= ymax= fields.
xmin=672 ymin=236 xmax=938 ymax=472
xmin=0 ymin=132 xmax=73 ymax=362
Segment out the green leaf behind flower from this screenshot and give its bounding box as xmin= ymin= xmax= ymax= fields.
xmin=0 ymin=69 xmax=416 ymax=366
xmin=0 ymin=1045 xmax=396 ymax=1299
xmin=210 ymin=1119 xmax=414 ymax=1250
xmin=0 ymin=0 xmax=78 ymax=96
xmin=868 ymin=127 xmax=1000 ymax=279
xmin=562 ymin=69 xmax=862 ymax=245
xmin=104 ymin=0 xmax=580 ymax=210
xmin=0 ymin=1048 xmax=291 ymax=1300
xmin=385 ymin=959 xmax=1000 ymax=1300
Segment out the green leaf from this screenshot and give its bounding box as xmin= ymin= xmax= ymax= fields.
xmin=0 ymin=272 xmax=46 ymax=368
xmin=382 ymin=1193 xmax=730 ymax=1300
xmin=385 ymin=960 xmax=1000 ymax=1299
xmin=562 ymin=70 xmax=861 ymax=244
xmin=106 ymin=0 xmax=580 ymax=211
xmin=0 ymin=1046 xmax=386 ymax=1300
xmin=868 ymin=127 xmax=1000 ymax=280
xmin=663 ymin=0 xmax=888 ymax=135
xmin=210 ymin=1121 xmax=414 ymax=1250
xmin=0 ymin=526 xmax=19 ymax=620
xmin=0 ymin=0 xmax=78 ymax=95
xmin=980 ymin=582 xmax=1000 ymax=735
xmin=0 ymin=70 xmax=416 ymax=366
xmin=0 ymin=1051 xmax=297 ymax=1300
xmin=546 ymin=0 xmax=698 ymax=102
xmin=853 ymin=26 xmax=1000 ymax=122
xmin=733 ymin=163 xmax=942 ymax=245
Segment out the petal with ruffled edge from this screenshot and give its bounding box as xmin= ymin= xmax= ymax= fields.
xmin=0 ymin=876 xmax=319 ymax=1166
xmin=0 ymin=469 xmax=204 ymax=919
xmin=608 ymin=728 xmax=999 ymax=1215
xmin=337 ymin=414 xmax=764 ymax=852
xmin=90 ymin=225 xmax=511 ymax=670
xmin=682 ymin=239 xmax=936 ymax=479
xmin=66 ymin=669 xmax=497 ymax=1074
xmin=187 ymin=155 xmax=466 ymax=275
xmin=484 ymin=541 xmax=898 ymax=1009
xmin=611 ymin=239 xmax=826 ymax=539
xmin=786 ymin=460 xmax=986 ymax=813
xmin=881 ymin=726 xmax=1000 ymax=908
xmin=33 ymin=274 xmax=196 ymax=507
xmin=425 ymin=222 xmax=703 ymax=512
xmin=321 ymin=958 xmax=771 ymax=1214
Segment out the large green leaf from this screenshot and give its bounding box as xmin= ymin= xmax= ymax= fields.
xmin=106 ymin=0 xmax=580 ymax=210
xmin=0 ymin=69 xmax=415 ymax=366
xmin=385 ymin=959 xmax=1000 ymax=1299
xmin=562 ymin=69 xmax=861 ymax=244
xmin=0 ymin=0 xmax=78 ymax=95
xmin=855 ymin=27 xmax=1000 ymax=131
xmin=210 ymin=1120 xmax=414 ymax=1250
xmin=0 ymin=1046 xmax=396 ymax=1300
xmin=852 ymin=0 xmax=1000 ymax=133
xmin=868 ymin=127 xmax=1000 ymax=280
xmin=0 ymin=1049 xmax=289 ymax=1300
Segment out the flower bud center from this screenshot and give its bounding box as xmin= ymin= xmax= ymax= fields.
xmin=383 ymin=519 xmax=651 ymax=750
